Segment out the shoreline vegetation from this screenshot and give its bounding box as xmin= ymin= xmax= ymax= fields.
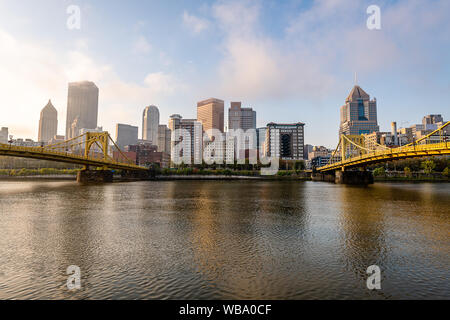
xmin=0 ymin=167 xmax=448 ymax=182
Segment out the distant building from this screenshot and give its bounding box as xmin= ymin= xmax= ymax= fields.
xmin=257 ymin=127 xmax=267 ymax=157
xmin=0 ymin=127 xmax=8 ymax=144
xmin=169 ymin=114 xmax=202 ymax=165
xmin=157 ymin=124 xmax=171 ymax=154
xmin=48 ymin=135 xmax=65 ymax=145
xmin=308 ymin=146 xmax=328 ymax=160
xmin=265 ymin=122 xmax=305 ymax=161
xmin=125 ymin=143 xmax=170 ymax=168
xmin=11 ymin=138 xmax=41 ymax=147
xmin=303 ymin=144 xmax=313 ymax=160
xmin=197 ymin=98 xmax=224 ymax=133
xmin=339 ymin=85 xmax=379 ymax=136
xmin=228 ymin=102 xmax=256 ymax=131
xmin=78 ymin=126 xmax=104 ymax=135
xmin=115 ymin=124 xmax=138 ymax=150
xmin=142 ymin=105 xmax=160 ymax=144
xmin=38 ymin=100 xmax=58 ymax=144
xmin=66 ymin=81 xmax=99 ymax=139
xmin=422 ymin=114 xmax=443 ymax=126
xmin=363 ymin=131 xmax=395 ymax=150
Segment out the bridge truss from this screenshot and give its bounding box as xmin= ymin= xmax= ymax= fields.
xmin=318 ymin=121 xmax=450 ymax=172
xmin=0 ymin=132 xmax=147 ymax=171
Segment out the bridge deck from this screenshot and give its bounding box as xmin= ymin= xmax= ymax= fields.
xmin=318 ymin=142 xmax=450 ymax=172
xmin=0 ymin=143 xmax=147 ymax=171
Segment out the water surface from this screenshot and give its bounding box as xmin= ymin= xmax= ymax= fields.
xmin=0 ymin=180 xmax=448 ymax=299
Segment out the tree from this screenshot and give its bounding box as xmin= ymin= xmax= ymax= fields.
xmin=294 ymin=160 xmax=305 ymax=171
xmin=421 ymin=160 xmax=436 ymax=174
xmin=373 ymin=167 xmax=385 ymax=177
xmin=404 ymin=167 xmax=412 ymax=177
xmin=443 ymin=167 xmax=449 ymax=177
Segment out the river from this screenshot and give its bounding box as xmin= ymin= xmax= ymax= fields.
xmin=0 ymin=180 xmax=448 ymax=299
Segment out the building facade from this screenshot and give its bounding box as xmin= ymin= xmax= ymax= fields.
xmin=38 ymin=100 xmax=58 ymax=144
xmin=157 ymin=124 xmax=171 ymax=154
xmin=124 ymin=143 xmax=170 ymax=168
xmin=265 ymin=122 xmax=305 ymax=161
xmin=142 ymin=105 xmax=160 ymax=144
xmin=169 ymin=114 xmax=203 ymax=165
xmin=0 ymin=127 xmax=9 ymax=144
xmin=339 ymin=85 xmax=379 ymax=136
xmin=197 ymin=98 xmax=224 ymax=133
xmin=115 ymin=124 xmax=138 ymax=150
xmin=65 ymin=81 xmax=99 ymax=139
xmin=228 ymin=102 xmax=256 ymax=131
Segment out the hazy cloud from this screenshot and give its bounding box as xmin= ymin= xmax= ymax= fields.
xmin=182 ymin=10 xmax=210 ymax=34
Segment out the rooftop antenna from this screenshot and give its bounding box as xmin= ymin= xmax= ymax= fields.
xmin=354 ymin=72 xmax=358 ymax=86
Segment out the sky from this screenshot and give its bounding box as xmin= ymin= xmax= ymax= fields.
xmin=0 ymin=0 xmax=449 ymax=147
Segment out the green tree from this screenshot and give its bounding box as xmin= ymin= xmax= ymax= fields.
xmin=421 ymin=160 xmax=436 ymax=174
xmin=373 ymin=167 xmax=385 ymax=177
xmin=404 ymin=167 xmax=412 ymax=177
xmin=443 ymin=167 xmax=449 ymax=177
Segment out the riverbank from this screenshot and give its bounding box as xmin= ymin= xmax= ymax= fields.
xmin=374 ymin=171 xmax=449 ymax=182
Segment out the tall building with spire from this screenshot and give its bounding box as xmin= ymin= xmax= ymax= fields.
xmin=339 ymin=85 xmax=379 ymax=135
xmin=38 ymin=100 xmax=58 ymax=143
xmin=65 ymin=81 xmax=99 ymax=139
xmin=142 ymin=105 xmax=160 ymax=144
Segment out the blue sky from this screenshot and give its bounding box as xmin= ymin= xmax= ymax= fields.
xmin=0 ymin=0 xmax=449 ymax=147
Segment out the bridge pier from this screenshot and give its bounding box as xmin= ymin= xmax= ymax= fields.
xmin=77 ymin=170 xmax=113 ymax=183
xmin=311 ymin=172 xmax=335 ymax=182
xmin=120 ymin=170 xmax=155 ymax=181
xmin=335 ymin=170 xmax=373 ymax=185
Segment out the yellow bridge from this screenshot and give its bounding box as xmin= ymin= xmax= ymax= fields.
xmin=318 ymin=121 xmax=450 ymax=173
xmin=0 ymin=132 xmax=147 ymax=172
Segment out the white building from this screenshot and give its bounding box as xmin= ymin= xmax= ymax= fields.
xmin=142 ymin=105 xmax=160 ymax=144
xmin=0 ymin=127 xmax=8 ymax=144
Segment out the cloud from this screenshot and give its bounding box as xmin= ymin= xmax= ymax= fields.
xmin=210 ymin=0 xmax=450 ymax=101
xmin=132 ymin=35 xmax=152 ymax=55
xmin=182 ymin=11 xmax=210 ymax=34
xmin=211 ymin=0 xmax=335 ymax=100
xmin=0 ymin=27 xmax=184 ymax=139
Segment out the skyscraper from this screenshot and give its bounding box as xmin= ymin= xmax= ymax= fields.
xmin=339 ymin=85 xmax=379 ymax=136
xmin=197 ymin=98 xmax=224 ymax=133
xmin=265 ymin=122 xmax=305 ymax=161
xmin=38 ymin=100 xmax=58 ymax=143
xmin=169 ymin=114 xmax=202 ymax=165
xmin=65 ymin=81 xmax=99 ymax=139
xmin=115 ymin=124 xmax=138 ymax=150
xmin=157 ymin=124 xmax=171 ymax=154
xmin=142 ymin=105 xmax=160 ymax=144
xmin=228 ymin=102 xmax=256 ymax=131
xmin=0 ymin=127 xmax=8 ymax=144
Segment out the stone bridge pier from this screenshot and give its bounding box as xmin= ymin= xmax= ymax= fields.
xmin=312 ymin=170 xmax=374 ymax=185
xmin=77 ymin=170 xmax=113 ymax=183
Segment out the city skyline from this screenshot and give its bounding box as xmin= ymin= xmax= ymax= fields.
xmin=0 ymin=0 xmax=449 ymax=147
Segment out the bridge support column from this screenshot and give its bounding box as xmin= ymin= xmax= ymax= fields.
xmin=120 ymin=170 xmax=154 ymax=181
xmin=77 ymin=170 xmax=113 ymax=183
xmin=335 ymin=170 xmax=373 ymax=185
xmin=311 ymin=172 xmax=335 ymax=182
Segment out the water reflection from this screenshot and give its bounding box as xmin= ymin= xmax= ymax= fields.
xmin=0 ymin=180 xmax=448 ymax=299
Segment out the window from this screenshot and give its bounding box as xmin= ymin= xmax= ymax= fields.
xmin=358 ymin=99 xmax=367 ymax=121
